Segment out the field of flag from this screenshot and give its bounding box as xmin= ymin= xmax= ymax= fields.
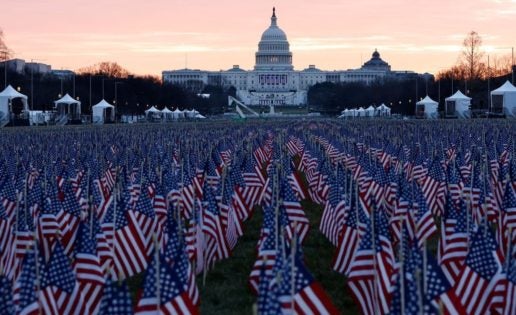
xmin=0 ymin=119 xmax=515 ymax=315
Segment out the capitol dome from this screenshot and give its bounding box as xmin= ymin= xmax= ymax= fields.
xmin=255 ymin=7 xmax=293 ymax=71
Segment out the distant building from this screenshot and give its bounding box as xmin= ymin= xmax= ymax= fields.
xmin=162 ymin=7 xmax=432 ymax=106
xmin=25 ymin=62 xmax=51 ymax=74
xmin=5 ymin=59 xmax=52 ymax=75
xmin=5 ymin=59 xmax=26 ymax=74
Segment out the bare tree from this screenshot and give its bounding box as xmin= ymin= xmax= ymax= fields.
xmin=77 ymin=61 xmax=130 ymax=78
xmin=489 ymin=54 xmax=513 ymax=78
xmin=0 ymin=28 xmax=12 ymax=61
xmin=461 ymin=31 xmax=484 ymax=82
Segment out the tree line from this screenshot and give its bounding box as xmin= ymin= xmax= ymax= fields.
xmin=1 ymin=61 xmax=233 ymax=116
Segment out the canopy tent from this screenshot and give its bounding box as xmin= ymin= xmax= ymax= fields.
xmin=365 ymin=105 xmax=376 ymax=117
xmin=0 ymin=85 xmax=29 ymax=122
xmin=490 ymin=80 xmax=516 ymax=117
xmin=184 ymin=109 xmax=199 ymax=118
xmin=376 ymin=103 xmax=391 ymax=116
xmin=445 ymin=90 xmax=471 ymax=118
xmin=195 ymin=113 xmax=206 ymax=119
xmin=172 ymin=108 xmax=184 ymax=119
xmin=145 ymin=106 xmax=161 ymax=115
xmin=54 ymin=93 xmax=81 ymax=119
xmin=92 ymin=99 xmax=115 ymax=124
xmin=356 ymin=107 xmax=366 ymax=117
xmin=161 ymin=107 xmax=174 ymax=120
xmin=338 ymin=108 xmax=351 ymax=118
xmin=145 ymin=106 xmax=162 ymax=121
xmin=416 ymin=96 xmax=438 ymax=119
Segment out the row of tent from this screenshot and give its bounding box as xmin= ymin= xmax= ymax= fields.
xmin=416 ymin=80 xmax=516 ymax=119
xmin=338 ymin=103 xmax=391 ymax=118
xmin=0 ymin=85 xmax=206 ymax=125
xmin=144 ymin=106 xmax=206 ymax=120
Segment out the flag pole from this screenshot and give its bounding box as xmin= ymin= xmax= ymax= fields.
xmin=154 ymin=233 xmax=161 ymax=313
xmin=400 ymin=227 xmax=405 ymax=315
xmin=33 ymin=232 xmax=41 ymax=314
xmin=290 ymin=221 xmax=297 ymax=313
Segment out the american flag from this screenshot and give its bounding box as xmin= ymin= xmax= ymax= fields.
xmin=320 ymin=177 xmax=346 ymax=246
xmin=421 ymin=158 xmax=447 ymax=217
xmin=413 ymin=187 xmax=437 ymax=248
xmin=276 ymin=252 xmax=339 ymax=315
xmin=452 ymin=225 xmax=504 ymax=314
xmin=0 ymin=275 xmax=14 ymax=314
xmin=164 ymin=217 xmax=199 ymax=306
xmin=74 ymin=222 xmax=105 ymax=315
xmin=332 ymin=191 xmax=360 ymax=275
xmin=503 ymin=181 xmax=516 ymax=231
xmin=112 ymin=194 xmax=149 ymax=280
xmin=281 ymin=178 xmax=309 ymax=244
xmin=374 ymin=209 xmax=396 ymax=314
xmin=347 ymin=216 xmax=378 ymax=315
xmin=97 ymin=279 xmax=133 ymax=315
xmin=425 ymin=253 xmax=465 ymax=314
xmin=41 ymin=243 xmax=88 ymax=315
xmin=201 ymin=185 xmax=230 ymax=269
xmin=12 ymin=249 xmax=40 ymax=315
xmin=135 ymin=253 xmax=198 ymax=315
xmin=504 ymin=255 xmax=516 ymax=315
xmin=249 ymin=207 xmax=279 ymax=295
xmin=440 ymin=200 xmax=470 ymax=285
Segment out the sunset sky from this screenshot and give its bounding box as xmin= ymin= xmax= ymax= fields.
xmin=2 ymin=0 xmax=515 ymax=76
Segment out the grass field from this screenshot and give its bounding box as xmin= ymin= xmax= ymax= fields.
xmin=189 ymin=201 xmax=360 ymax=315
xmin=126 ymin=182 xmax=360 ymax=314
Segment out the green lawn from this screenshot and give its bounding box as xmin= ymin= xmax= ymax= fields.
xmin=195 ymin=202 xmax=360 ymax=315
xmin=127 ymin=202 xmax=361 ymax=314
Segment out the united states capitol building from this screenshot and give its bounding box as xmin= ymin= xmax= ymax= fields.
xmin=162 ymin=8 xmax=430 ymax=106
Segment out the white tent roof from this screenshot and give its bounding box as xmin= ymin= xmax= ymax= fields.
xmin=366 ymin=105 xmax=375 ymax=111
xmin=161 ymin=107 xmax=173 ymax=113
xmin=0 ymin=85 xmax=28 ymax=100
xmin=491 ymin=80 xmax=516 ymax=95
xmin=92 ymin=99 xmax=114 ymax=109
xmin=446 ymin=90 xmax=471 ymax=101
xmin=417 ymin=95 xmax=438 ymax=105
xmin=145 ymin=106 xmax=161 ymax=114
xmin=195 ymin=113 xmax=206 ymax=119
xmin=54 ymin=93 xmax=80 ymax=105
xmin=173 ymin=108 xmax=183 ymax=113
xmin=357 ymin=107 xmax=365 ymax=111
xmin=377 ymin=103 xmax=389 ymax=109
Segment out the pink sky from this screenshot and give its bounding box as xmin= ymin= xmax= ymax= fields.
xmin=2 ymin=0 xmax=515 ymax=76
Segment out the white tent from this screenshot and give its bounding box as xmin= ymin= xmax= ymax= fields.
xmin=54 ymin=93 xmax=81 ymax=119
xmin=145 ymin=106 xmax=162 ymax=121
xmin=92 ymin=99 xmax=115 ymax=124
xmin=0 ymin=85 xmax=29 ymax=122
xmin=195 ymin=113 xmax=206 ymax=119
xmin=376 ymin=103 xmax=391 ymax=116
xmin=445 ymin=90 xmax=471 ymax=118
xmin=365 ymin=105 xmax=376 ymax=117
xmin=184 ymin=109 xmax=199 ymax=118
xmin=356 ymin=107 xmax=366 ymax=117
xmin=172 ymin=108 xmax=184 ymax=119
xmin=338 ymin=108 xmax=350 ymax=118
xmin=416 ymin=96 xmax=438 ymax=119
xmin=161 ymin=107 xmax=174 ymax=121
xmin=490 ymin=80 xmax=516 ymax=117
